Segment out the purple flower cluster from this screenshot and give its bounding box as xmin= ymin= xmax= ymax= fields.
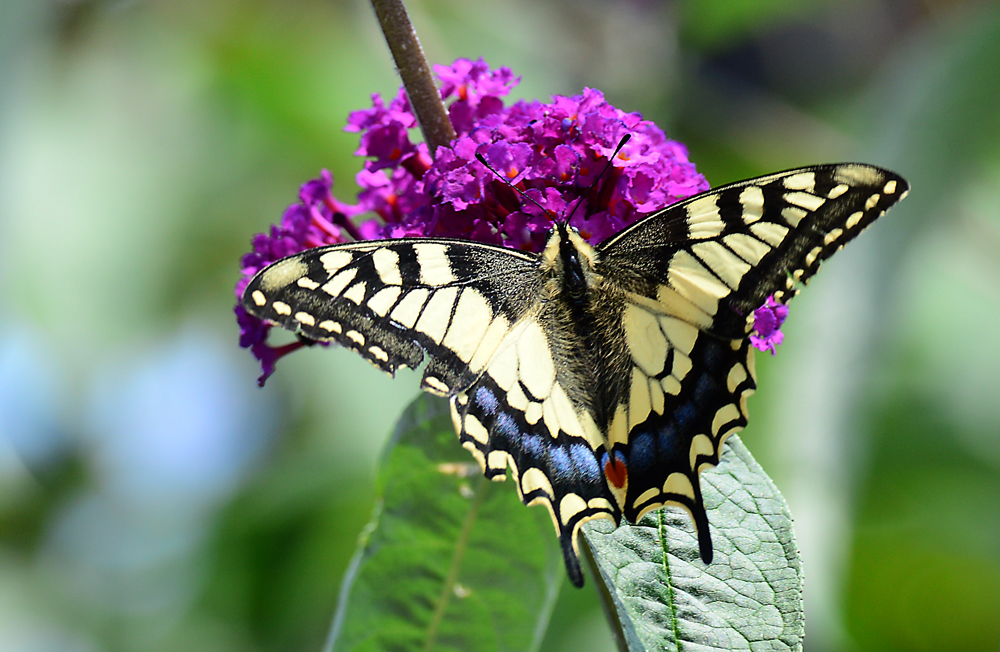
xmin=751 ymin=296 xmax=790 ymax=355
xmin=236 ymin=57 xmax=784 ymax=382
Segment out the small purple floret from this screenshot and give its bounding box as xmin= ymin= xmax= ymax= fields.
xmin=751 ymin=296 xmax=790 ymax=355
xmin=236 ymin=58 xmax=712 ymax=381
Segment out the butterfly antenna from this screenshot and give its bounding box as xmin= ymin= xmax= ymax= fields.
xmin=474 ymin=153 xmax=553 ymax=218
xmin=562 ymin=134 xmax=630 ymax=225
xmin=475 ymin=134 xmax=631 ymax=225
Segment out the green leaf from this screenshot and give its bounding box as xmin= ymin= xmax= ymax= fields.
xmin=325 ymin=394 xmax=563 ymax=652
xmin=582 ymin=435 xmax=803 ymax=652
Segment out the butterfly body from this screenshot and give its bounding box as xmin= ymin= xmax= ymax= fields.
xmin=243 ymin=163 xmax=908 ymax=586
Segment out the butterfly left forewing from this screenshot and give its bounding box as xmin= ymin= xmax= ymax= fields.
xmin=243 ymin=238 xmax=541 ymax=394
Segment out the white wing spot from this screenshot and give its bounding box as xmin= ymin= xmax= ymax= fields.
xmin=416 ymin=243 xmax=456 ymax=286
xmin=424 ymin=375 xmax=450 ymax=395
xmin=781 ymin=206 xmax=808 ymax=227
xmin=672 ymin=351 xmax=693 ymax=381
xmin=846 ymin=210 xmax=864 ymax=229
xmin=658 ymin=316 xmax=697 ymax=355
xmin=487 ymin=450 xmax=511 ymax=476
xmin=783 ymin=172 xmax=815 ymax=191
xmin=463 ymin=415 xmax=489 ymax=445
xmin=723 ymin=233 xmax=770 ymax=265
xmin=372 ymin=248 xmax=402 ymax=285
xmin=294 ymin=311 xmax=315 ymax=326
xmin=322 ymin=267 xmax=358 ymax=297
xmin=272 ymin=301 xmax=291 ymax=316
xmin=668 ymin=250 xmax=730 ymax=316
xmin=623 ymin=304 xmax=667 ymax=376
xmin=589 ymin=497 xmax=614 ymax=512
xmin=415 ymin=287 xmax=459 ymax=343
xmin=883 ymin=180 xmax=897 ymax=194
xmin=320 ymin=250 xmax=353 ymax=275
xmin=784 ymin=191 xmax=825 ymax=211
xmin=685 ymin=194 xmax=725 ymax=239
xmin=559 ymin=494 xmax=588 ymax=525
xmin=634 ymin=487 xmax=659 ymax=511
xmin=521 ymin=467 xmax=554 ymax=498
xmin=663 ymin=472 xmax=694 ymax=499
xmin=834 ymin=164 xmax=881 ymax=186
xmin=691 ymin=241 xmax=751 ymax=290
xmin=346 ymin=330 xmax=365 ymax=346
xmin=712 ymin=404 xmax=741 ymax=436
xmin=342 ymin=281 xmax=367 ymax=305
xmin=462 ymin=440 xmax=486 ymax=472
xmin=442 ymin=290 xmax=493 ymax=363
xmin=823 ymin=228 xmax=844 ymax=245
xmin=661 ymin=375 xmax=681 ymax=396
xmin=296 ymin=277 xmax=320 ymax=290
xmin=516 ymin=322 xmax=555 ymax=400
xmin=828 ymin=184 xmax=850 ymax=199
xmin=739 ymin=185 xmax=764 ymax=224
xmin=524 ymin=401 xmax=543 ymax=425
xmin=368 ymin=286 xmax=402 ymax=316
xmin=251 ymin=290 xmax=266 ymax=306
xmin=506 ymin=382 xmax=529 ymax=411
xmin=628 ymin=368 xmax=652 ymax=431
xmin=749 ymin=221 xmax=789 ymax=247
xmin=649 ymin=378 xmax=665 ymax=415
xmin=865 ymin=193 xmax=880 ymax=210
xmin=805 ymin=246 xmax=823 ymax=267
xmin=390 ymin=288 xmax=429 ymax=328
xmin=260 ymin=257 xmax=308 ymax=292
xmin=469 ymin=314 xmax=511 ymax=373
xmin=318 ymin=320 xmax=342 ymax=333
xmin=368 ymin=346 xmax=389 ymax=363
xmin=689 ymin=433 xmax=715 ymax=471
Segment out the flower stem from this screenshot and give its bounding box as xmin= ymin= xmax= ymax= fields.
xmin=369 ymin=0 xmax=456 ymax=154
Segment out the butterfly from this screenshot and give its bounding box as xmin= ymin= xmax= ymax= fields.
xmin=242 ymin=163 xmax=908 ymax=587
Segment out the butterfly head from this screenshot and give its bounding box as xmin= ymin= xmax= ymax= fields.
xmin=538 ymin=222 xmax=601 ymax=297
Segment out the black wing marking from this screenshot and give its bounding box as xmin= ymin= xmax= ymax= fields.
xmin=599 ymin=163 xmax=910 ymax=338
xmin=242 ymin=238 xmax=541 ymax=395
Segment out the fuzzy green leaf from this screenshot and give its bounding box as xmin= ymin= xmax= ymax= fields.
xmin=583 ymin=435 xmax=803 ymax=652
xmin=325 ymin=395 xmax=563 ymax=652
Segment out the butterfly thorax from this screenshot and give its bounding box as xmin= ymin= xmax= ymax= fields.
xmin=534 ymin=224 xmax=635 ymax=442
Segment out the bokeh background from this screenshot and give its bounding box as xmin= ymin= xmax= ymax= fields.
xmin=1 ymin=0 xmax=999 ymax=650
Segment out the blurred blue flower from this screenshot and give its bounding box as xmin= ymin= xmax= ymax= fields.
xmin=84 ymin=328 xmax=275 ymax=516
xmin=40 ymin=328 xmax=277 ymax=616
xmin=0 ymin=326 xmax=67 ymax=474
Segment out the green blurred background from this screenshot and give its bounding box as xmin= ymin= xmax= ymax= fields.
xmin=1 ymin=0 xmax=998 ymax=650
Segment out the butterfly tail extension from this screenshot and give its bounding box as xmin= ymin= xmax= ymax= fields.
xmin=561 ymin=529 xmax=586 ymax=588
xmin=690 ymin=479 xmax=714 ymax=564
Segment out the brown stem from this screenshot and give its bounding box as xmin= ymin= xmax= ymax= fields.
xmin=369 ymin=0 xmax=456 ymax=154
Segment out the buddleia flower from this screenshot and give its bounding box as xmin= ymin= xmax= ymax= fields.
xmin=235 ymin=57 xmax=787 ymax=382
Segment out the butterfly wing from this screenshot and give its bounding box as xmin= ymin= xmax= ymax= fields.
xmin=448 ymin=297 xmax=620 ymax=588
xmin=590 ymin=163 xmax=909 ymax=561
xmin=600 ymin=163 xmax=910 ymax=337
xmin=242 ymin=238 xmax=542 ymax=395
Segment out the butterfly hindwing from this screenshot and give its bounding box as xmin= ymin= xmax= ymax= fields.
xmin=243 ymin=239 xmax=541 ymax=394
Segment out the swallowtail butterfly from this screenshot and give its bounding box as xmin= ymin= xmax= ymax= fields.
xmin=243 ymin=163 xmax=908 ymax=586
